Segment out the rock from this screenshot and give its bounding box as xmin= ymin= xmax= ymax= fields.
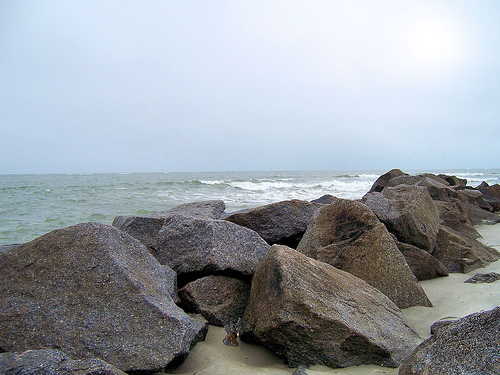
xmin=417 ymin=177 xmax=458 ymax=202
xmin=387 ymin=174 xmax=425 ymax=187
xmin=0 ymin=222 xmax=207 ymax=373
xmin=399 ymin=307 xmax=500 ymax=374
xmin=464 ymin=272 xmax=500 ymax=284
xmin=434 ymin=199 xmax=480 ymax=239
xmin=483 ymin=194 xmax=500 ymax=211
xmin=178 ymin=275 xmax=250 ymax=327
xmin=363 ymin=185 xmax=440 ymax=252
xmin=296 ymin=199 xmax=431 ymax=309
xmin=0 ymin=244 xmax=22 ymax=255
xmin=432 ymin=225 xmax=500 ymax=273
xmin=429 ymin=317 xmax=458 ymax=335
xmin=466 ymin=203 xmax=500 ymax=225
xmin=311 ymin=194 xmax=338 ymax=205
xmin=457 ymin=189 xmax=493 ymax=212
xmin=223 ymin=319 xmax=242 ymax=347
xmin=155 ymin=215 xmax=270 ymax=286
xmin=437 ymin=174 xmax=467 ymax=187
xmin=0 ymin=349 xmax=127 ymax=375
xmin=224 ymin=200 xmax=322 ymax=248
xmin=395 ymin=241 xmax=449 ymax=281
xmin=151 ymin=200 xmax=226 ymax=219
xmin=241 ymin=245 xmax=422 ymax=369
xmin=112 ymin=200 xmax=227 ymax=250
xmin=478 ymin=183 xmax=500 ymax=201
xmin=368 ymin=169 xmax=407 ymax=193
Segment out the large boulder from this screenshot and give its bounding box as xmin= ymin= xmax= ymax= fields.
xmin=432 ymin=225 xmax=500 ymax=273
xmin=417 ymin=177 xmax=458 ymax=202
xmin=178 ymin=275 xmax=250 ymax=327
xmin=296 ymin=199 xmax=431 ymax=309
xmin=155 ymin=215 xmax=270 ymax=286
xmin=0 ymin=349 xmax=127 ymax=375
xmin=368 ymin=169 xmax=407 ymax=193
xmin=395 ymin=240 xmax=449 ymax=281
xmin=363 ymin=185 xmax=440 ymax=252
xmin=434 ymin=199 xmax=480 ymax=239
xmin=112 ymin=200 xmax=227 ymax=250
xmin=241 ymin=245 xmax=422 ymax=369
xmin=0 ymin=223 xmax=207 ymax=373
xmin=399 ymin=307 xmax=500 ymax=374
xmin=224 ymin=199 xmax=322 ymax=248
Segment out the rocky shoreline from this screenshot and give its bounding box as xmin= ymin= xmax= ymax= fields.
xmin=1 ymin=169 xmax=500 ymax=374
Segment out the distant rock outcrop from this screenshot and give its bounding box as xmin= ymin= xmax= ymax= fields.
xmin=241 ymin=245 xmax=422 ymax=368
xmin=0 ymin=223 xmax=207 ymax=373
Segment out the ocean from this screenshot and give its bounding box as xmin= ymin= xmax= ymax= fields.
xmin=1 ymin=169 xmax=499 ymax=246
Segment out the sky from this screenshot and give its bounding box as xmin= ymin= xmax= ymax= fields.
xmin=1 ymin=1 xmax=499 ymax=174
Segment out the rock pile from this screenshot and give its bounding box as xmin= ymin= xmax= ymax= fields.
xmin=0 ymin=170 xmax=499 ymax=373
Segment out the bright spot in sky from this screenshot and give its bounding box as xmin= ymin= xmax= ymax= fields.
xmin=405 ymin=16 xmax=464 ymax=72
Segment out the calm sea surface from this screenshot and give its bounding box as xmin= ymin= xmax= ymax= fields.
xmin=1 ymin=169 xmax=499 ymax=246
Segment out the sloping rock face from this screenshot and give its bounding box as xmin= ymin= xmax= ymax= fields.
xmin=0 ymin=349 xmax=127 ymax=375
xmin=296 ymin=199 xmax=431 ymax=309
xmin=150 ymin=200 xmax=226 ymax=219
xmin=178 ymin=276 xmax=250 ymax=327
xmin=155 ymin=215 xmax=270 ymax=286
xmin=399 ymin=307 xmax=500 ymax=375
xmin=0 ymin=223 xmax=207 ymax=373
xmin=241 ymin=245 xmax=422 ymax=369
xmin=395 ymin=241 xmax=449 ymax=281
xmin=432 ymin=225 xmax=500 ymax=273
xmin=224 ymin=200 xmax=322 ymax=248
xmin=363 ymin=185 xmax=440 ymax=252
xmin=368 ymin=168 xmax=407 ymax=193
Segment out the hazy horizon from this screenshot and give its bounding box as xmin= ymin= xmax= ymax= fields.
xmin=1 ymin=1 xmax=499 ymax=174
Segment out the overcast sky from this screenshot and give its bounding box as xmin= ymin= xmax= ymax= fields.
xmin=1 ymin=1 xmax=499 ymax=174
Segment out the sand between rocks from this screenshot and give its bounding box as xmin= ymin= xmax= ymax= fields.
xmin=164 ymin=224 xmax=500 ymax=375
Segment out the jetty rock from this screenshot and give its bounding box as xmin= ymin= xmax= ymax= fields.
xmin=363 ymin=184 xmax=440 ymax=252
xmin=241 ymin=245 xmax=422 ymax=369
xmin=0 ymin=349 xmax=127 ymax=375
xmin=224 ymin=199 xmax=323 ymax=248
xmin=155 ymin=214 xmax=270 ymax=286
xmin=178 ymin=275 xmax=250 ymax=327
xmin=296 ymin=198 xmax=431 ymax=309
xmin=394 ymin=240 xmax=449 ymax=281
xmin=0 ymin=222 xmax=207 ymax=373
xmin=399 ymin=307 xmax=500 ymax=374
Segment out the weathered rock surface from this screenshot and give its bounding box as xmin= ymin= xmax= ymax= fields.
xmin=363 ymin=185 xmax=440 ymax=252
xmin=432 ymin=224 xmax=500 ymax=273
xmin=434 ymin=199 xmax=479 ymax=239
xmin=0 ymin=222 xmax=207 ymax=373
xmin=224 ymin=199 xmax=322 ymax=248
xmin=478 ymin=183 xmax=500 ymax=200
xmin=155 ymin=214 xmax=270 ymax=286
xmin=464 ymin=272 xmax=500 ymax=284
xmin=241 ymin=245 xmax=422 ymax=369
xmin=178 ymin=275 xmax=250 ymax=327
xmin=0 ymin=349 xmax=127 ymax=375
xmin=311 ymin=194 xmax=338 ymax=205
xmin=296 ymin=199 xmax=431 ymax=308
xmin=151 ymin=200 xmax=226 ymax=219
xmin=368 ymin=168 xmax=407 ymax=193
xmin=395 ymin=241 xmax=449 ymax=281
xmin=399 ymin=307 xmax=500 ymax=375
xmin=429 ymin=317 xmax=458 ymax=335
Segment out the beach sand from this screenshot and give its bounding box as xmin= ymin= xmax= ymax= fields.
xmin=165 ymin=224 xmax=500 ymax=375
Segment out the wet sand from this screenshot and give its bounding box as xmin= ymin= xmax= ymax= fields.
xmin=165 ymin=224 xmax=500 ymax=375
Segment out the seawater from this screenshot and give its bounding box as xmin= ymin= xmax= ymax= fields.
xmin=1 ymin=169 xmax=499 ymax=246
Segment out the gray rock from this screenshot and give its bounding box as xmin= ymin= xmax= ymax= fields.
xmin=395 ymin=241 xmax=449 ymax=281
xmin=464 ymin=272 xmax=500 ymax=284
xmin=429 ymin=317 xmax=458 ymax=335
xmin=0 ymin=222 xmax=207 ymax=373
xmin=367 ymin=169 xmax=407 ymax=193
xmin=224 ymin=199 xmax=322 ymax=248
xmin=178 ymin=275 xmax=250 ymax=327
xmin=399 ymin=307 xmax=500 ymax=374
xmin=434 ymin=199 xmax=480 ymax=239
xmin=0 ymin=349 xmax=127 ymax=375
xmin=151 ymin=200 xmax=226 ymax=219
xmin=417 ymin=177 xmax=458 ymax=202
xmin=311 ymin=194 xmax=338 ymax=205
xmin=296 ymin=199 xmax=431 ymax=309
xmin=432 ymin=224 xmax=500 ymax=273
xmin=155 ymin=215 xmax=270 ymax=286
xmin=363 ymin=185 xmax=440 ymax=252
xmin=241 ymin=245 xmax=422 ymax=369
xmin=0 ymin=243 xmax=22 ymax=255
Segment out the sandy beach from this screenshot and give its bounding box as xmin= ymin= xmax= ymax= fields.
xmin=165 ymin=223 xmax=500 ymax=375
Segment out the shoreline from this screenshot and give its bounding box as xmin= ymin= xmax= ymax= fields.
xmin=165 ymin=223 xmax=500 ymax=375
